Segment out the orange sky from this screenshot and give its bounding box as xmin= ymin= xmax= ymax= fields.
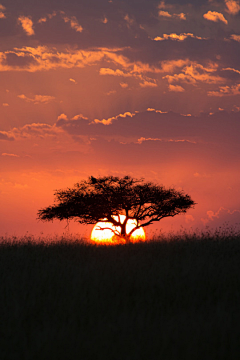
xmin=1 ymin=0 xmax=240 ymax=237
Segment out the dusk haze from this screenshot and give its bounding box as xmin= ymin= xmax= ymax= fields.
xmin=1 ymin=2 xmax=240 ymax=359
xmin=0 ymin=0 xmax=240 ymax=237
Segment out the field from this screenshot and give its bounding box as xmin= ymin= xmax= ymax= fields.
xmin=1 ymin=229 xmax=240 ymax=360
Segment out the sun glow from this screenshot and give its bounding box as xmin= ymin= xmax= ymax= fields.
xmin=91 ymin=214 xmax=146 ymax=244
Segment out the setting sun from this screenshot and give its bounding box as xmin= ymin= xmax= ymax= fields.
xmin=91 ymin=215 xmax=146 ymax=244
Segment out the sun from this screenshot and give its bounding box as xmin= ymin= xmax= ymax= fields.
xmin=91 ymin=214 xmax=146 ymax=244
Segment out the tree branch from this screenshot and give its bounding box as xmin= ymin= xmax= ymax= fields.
xmin=95 ymin=225 xmax=121 ymax=237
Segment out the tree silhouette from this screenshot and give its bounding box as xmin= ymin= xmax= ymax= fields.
xmin=37 ymin=175 xmax=196 ymax=242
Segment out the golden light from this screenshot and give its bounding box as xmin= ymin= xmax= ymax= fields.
xmin=91 ymin=214 xmax=146 ymax=244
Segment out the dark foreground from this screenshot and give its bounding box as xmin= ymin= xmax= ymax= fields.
xmin=1 ymin=232 xmax=240 ymax=360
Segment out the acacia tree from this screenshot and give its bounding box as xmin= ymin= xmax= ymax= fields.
xmin=37 ymin=175 xmax=196 ymax=242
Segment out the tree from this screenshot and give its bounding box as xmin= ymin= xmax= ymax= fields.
xmin=37 ymin=175 xmax=196 ymax=242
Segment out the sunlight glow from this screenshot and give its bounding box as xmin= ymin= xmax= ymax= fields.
xmin=91 ymin=215 xmax=146 ymax=244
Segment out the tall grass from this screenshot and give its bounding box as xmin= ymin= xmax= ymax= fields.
xmin=1 ymin=229 xmax=240 ymax=360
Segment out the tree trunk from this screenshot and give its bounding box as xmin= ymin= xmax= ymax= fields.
xmin=120 ymin=220 xmax=131 ymax=243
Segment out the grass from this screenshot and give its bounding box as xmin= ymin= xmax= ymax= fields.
xmin=1 ymin=229 xmax=240 ymax=360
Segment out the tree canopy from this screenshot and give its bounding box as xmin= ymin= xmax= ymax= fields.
xmin=37 ymin=175 xmax=196 ymax=242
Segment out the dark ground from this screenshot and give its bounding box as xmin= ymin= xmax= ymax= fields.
xmin=1 ymin=231 xmax=240 ymax=360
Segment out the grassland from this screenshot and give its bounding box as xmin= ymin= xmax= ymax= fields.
xmin=1 ymin=229 xmax=240 ymax=360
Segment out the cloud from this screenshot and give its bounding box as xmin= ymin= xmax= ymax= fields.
xmin=157 ymin=1 xmax=173 ymax=10
xmin=99 ymin=68 xmax=128 ymax=77
xmin=168 ymin=84 xmax=185 ymax=92
xmin=57 ymin=113 xmax=68 ymax=121
xmin=0 ymin=4 xmax=6 ymax=18
xmin=158 ymin=10 xmax=172 ymax=18
xmin=139 ymin=80 xmax=157 ymax=87
xmin=203 ymin=11 xmax=228 ymax=25
xmin=69 ymin=78 xmax=77 ymax=84
xmin=2 ymin=52 xmax=37 ymax=68
xmin=120 ymin=82 xmax=128 ymax=88
xmin=208 ymin=84 xmax=240 ymax=96
xmin=1 ymin=153 xmax=19 ymax=157
xmin=230 ymin=34 xmax=240 ymax=42
xmin=175 ymin=13 xmax=186 ymax=20
xmin=11 ymin=123 xmax=64 ymax=139
xmin=158 ymin=10 xmax=186 ymax=20
xmin=17 ymin=94 xmax=56 ymax=104
xmin=154 ymin=33 xmax=206 ymax=41
xmin=0 ymin=47 xmax=126 ymax=73
xmin=222 ymin=67 xmax=240 ymax=74
xmin=101 ymin=17 xmax=108 ymax=24
xmin=2 ymin=103 xmax=9 ymax=107
xmin=94 ymin=111 xmax=137 ymax=125
xmin=160 ymin=59 xmax=190 ymax=73
xmin=55 ymin=109 xmax=240 ymax=150
xmin=147 ymin=108 xmax=167 ymax=114
xmin=124 ymin=14 xmax=134 ymax=27
xmin=225 ymin=0 xmax=240 ymax=15
xmin=0 ymin=131 xmax=15 ymax=141
xmin=136 ymin=137 xmax=162 ymax=143
xmin=18 ymin=16 xmax=35 ymax=36
xmin=99 ymin=53 xmax=163 ymax=76
xmin=71 ymin=114 xmax=88 ymax=120
xmin=38 ymin=17 xmax=47 ymax=24
xmin=99 ymin=57 xmax=163 ymax=86
xmin=164 ymin=62 xmax=223 ymax=86
xmin=62 ymin=15 xmax=83 ymax=33
xmin=38 ymin=12 xmax=57 ymax=23
xmin=107 ymin=90 xmax=116 ymax=95
xmin=136 ymin=137 xmax=196 ymax=144
xmin=202 ymin=207 xmax=240 ymax=226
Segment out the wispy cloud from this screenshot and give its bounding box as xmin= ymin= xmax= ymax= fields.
xmin=168 ymin=84 xmax=185 ymax=92
xmin=230 ymin=34 xmax=240 ymax=42
xmin=100 ymin=68 xmax=128 ymax=77
xmin=18 ymin=16 xmax=35 ymax=36
xmin=225 ymin=0 xmax=240 ymax=15
xmin=203 ymin=11 xmax=228 ymax=25
xmin=208 ymin=84 xmax=240 ymax=96
xmin=0 ymin=131 xmax=15 ymax=141
xmin=17 ymin=94 xmax=56 ymax=104
xmin=69 ymin=78 xmax=77 ymax=84
xmin=120 ymin=82 xmax=128 ymax=88
xmin=139 ymin=80 xmax=157 ymax=87
xmin=222 ymin=67 xmax=240 ymax=74
xmin=38 ymin=17 xmax=47 ymax=24
xmin=99 ymin=57 xmax=163 ymax=87
xmin=11 ymin=123 xmax=64 ymax=139
xmin=101 ymin=17 xmax=108 ymax=24
xmin=154 ymin=33 xmax=206 ymax=41
xmin=157 ymin=1 xmax=173 ymax=10
xmin=202 ymin=207 xmax=240 ymax=225
xmin=124 ymin=14 xmax=134 ymax=27
xmin=1 ymin=153 xmax=19 ymax=157
xmin=0 ymin=47 xmax=123 ymax=72
xmin=38 ymin=12 xmax=56 ymax=23
xmin=158 ymin=10 xmax=186 ymax=20
xmin=164 ymin=62 xmax=223 ymax=86
xmin=158 ymin=10 xmax=172 ymax=18
xmin=94 ymin=111 xmax=137 ymax=125
xmin=62 ymin=15 xmax=83 ymax=33
xmin=160 ymin=59 xmax=190 ymax=73
xmin=0 ymin=4 xmax=6 ymax=18
xmin=136 ymin=137 xmax=195 ymax=144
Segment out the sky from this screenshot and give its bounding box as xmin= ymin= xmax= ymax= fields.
xmin=0 ymin=0 xmax=240 ymax=238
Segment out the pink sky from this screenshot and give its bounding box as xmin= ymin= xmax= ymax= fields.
xmin=1 ymin=0 xmax=240 ymax=238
